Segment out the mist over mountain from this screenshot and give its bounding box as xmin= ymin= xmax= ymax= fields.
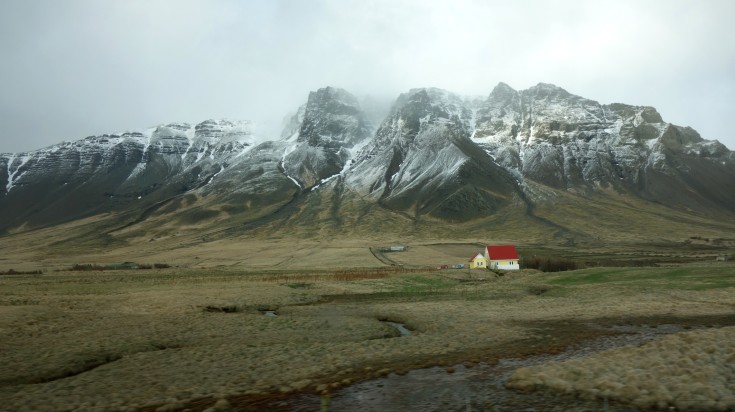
xmin=1 ymin=83 xmax=733 ymax=245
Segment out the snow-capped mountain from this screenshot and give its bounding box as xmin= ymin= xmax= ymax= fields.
xmin=345 ymin=88 xmax=520 ymax=221
xmin=1 ymin=118 xmax=260 ymax=195
xmin=280 ymin=86 xmax=372 ymax=190
xmin=1 ymin=84 xmax=733 ymax=238
xmin=0 ymin=119 xmax=266 ymax=231
xmin=471 ymin=83 xmax=735 ymax=211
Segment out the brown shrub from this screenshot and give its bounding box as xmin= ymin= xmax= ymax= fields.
xmin=522 ymin=257 xmax=578 ymax=272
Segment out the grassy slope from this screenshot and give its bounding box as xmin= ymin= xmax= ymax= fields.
xmin=0 ymin=177 xmax=733 ymax=271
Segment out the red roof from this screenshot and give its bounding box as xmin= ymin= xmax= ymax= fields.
xmin=485 ymin=245 xmax=519 ymax=260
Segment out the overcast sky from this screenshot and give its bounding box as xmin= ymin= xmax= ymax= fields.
xmin=1 ymin=0 xmax=734 ymax=153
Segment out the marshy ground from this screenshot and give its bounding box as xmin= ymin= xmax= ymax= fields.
xmin=0 ymin=250 xmax=734 ymax=411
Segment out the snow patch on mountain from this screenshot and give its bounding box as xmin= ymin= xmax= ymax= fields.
xmin=389 ymin=142 xmax=467 ymax=195
xmin=280 ymin=144 xmax=302 ymax=189
xmin=205 ymin=165 xmax=225 ymax=186
xmin=5 ymin=154 xmax=31 ymax=193
xmin=311 ymin=132 xmax=373 ymax=192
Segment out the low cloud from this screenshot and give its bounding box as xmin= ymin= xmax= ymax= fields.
xmin=1 ymin=0 xmax=733 ymax=152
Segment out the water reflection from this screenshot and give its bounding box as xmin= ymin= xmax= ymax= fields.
xmin=261 ymin=324 xmax=692 ymax=411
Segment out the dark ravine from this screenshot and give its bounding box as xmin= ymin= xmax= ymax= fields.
xmin=106 ymin=195 xmax=180 ymax=234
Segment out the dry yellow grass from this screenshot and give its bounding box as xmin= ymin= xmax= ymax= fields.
xmin=507 ymin=326 xmax=735 ymax=411
xmin=1 ymin=263 xmax=733 ymax=411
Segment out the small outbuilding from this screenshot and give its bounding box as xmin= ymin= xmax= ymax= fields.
xmin=468 ymin=252 xmax=487 ymax=269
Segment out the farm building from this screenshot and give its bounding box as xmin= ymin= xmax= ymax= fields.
xmin=468 ymin=252 xmax=487 ymax=269
xmin=485 ymin=245 xmax=520 ymax=270
xmin=466 ymin=245 xmax=521 ymax=270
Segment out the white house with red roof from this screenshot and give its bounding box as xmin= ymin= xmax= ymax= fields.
xmin=484 ymin=245 xmax=520 ymax=270
xmin=466 ymin=245 xmax=520 ymax=270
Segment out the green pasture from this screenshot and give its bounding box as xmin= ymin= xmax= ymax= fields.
xmin=547 ymin=266 xmax=735 ymax=290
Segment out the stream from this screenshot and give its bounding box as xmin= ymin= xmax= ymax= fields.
xmin=257 ymin=323 xmax=696 ymax=411
xmin=383 ymin=321 xmax=411 ymax=336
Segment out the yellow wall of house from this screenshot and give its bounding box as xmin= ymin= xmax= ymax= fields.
xmin=470 ymin=257 xmax=487 ymax=269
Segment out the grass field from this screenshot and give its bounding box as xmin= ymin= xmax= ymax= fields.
xmin=550 ymin=266 xmax=735 ymax=290
xmin=1 ymin=256 xmax=734 ymax=411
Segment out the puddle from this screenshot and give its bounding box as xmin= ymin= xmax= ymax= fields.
xmin=261 ymin=310 xmax=278 ymax=317
xmin=255 ymin=324 xmax=696 ymax=411
xmin=383 ymin=321 xmax=411 ymax=336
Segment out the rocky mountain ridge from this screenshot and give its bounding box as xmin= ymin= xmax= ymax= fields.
xmin=281 ymin=86 xmax=372 ymax=189
xmin=471 ymin=83 xmax=734 ymax=212
xmin=1 ymin=83 xmax=733 ymax=240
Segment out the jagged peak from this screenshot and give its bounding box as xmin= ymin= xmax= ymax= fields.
xmin=195 ymin=118 xmax=251 ymax=129
xmin=487 ymin=82 xmax=520 ymax=105
xmin=290 ymin=87 xmax=370 ymax=148
xmin=159 ymin=122 xmax=192 ymax=130
xmin=639 ymin=106 xmax=664 ymax=123
xmin=403 ymin=87 xmax=456 ymax=99
xmin=392 ymin=88 xmax=464 ymax=112
xmin=308 ymin=86 xmax=360 ymax=108
xmin=529 ymin=82 xmax=564 ymax=90
xmin=300 ymin=87 xmax=365 ymax=128
xmin=523 ymin=82 xmax=572 ymax=98
xmin=490 ymin=82 xmax=517 ymax=96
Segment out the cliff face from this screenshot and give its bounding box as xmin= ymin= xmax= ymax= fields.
xmin=281 ymin=87 xmax=372 ymax=189
xmin=345 ymin=88 xmax=520 ymax=221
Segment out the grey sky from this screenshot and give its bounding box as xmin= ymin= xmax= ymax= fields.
xmin=1 ymin=0 xmax=734 ymax=153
